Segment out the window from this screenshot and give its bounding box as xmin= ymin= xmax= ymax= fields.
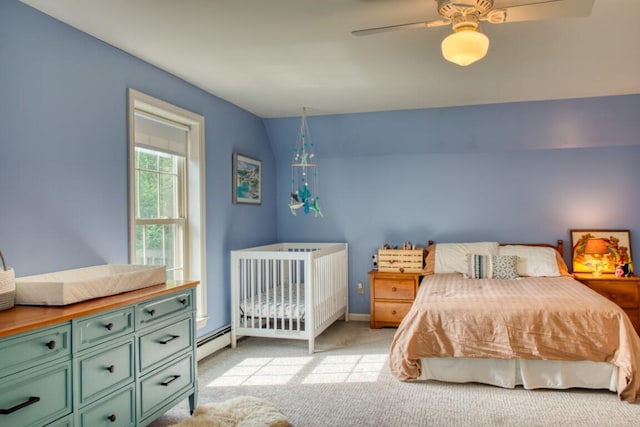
xmin=128 ymin=89 xmax=207 ymax=328
xmin=133 ymin=112 xmax=187 ymax=280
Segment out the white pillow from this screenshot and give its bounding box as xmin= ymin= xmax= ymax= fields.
xmin=435 ymin=242 xmax=499 ymax=274
xmin=498 ymin=245 xmax=560 ymax=277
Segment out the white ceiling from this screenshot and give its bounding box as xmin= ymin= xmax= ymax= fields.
xmin=20 ymin=0 xmax=640 ymax=118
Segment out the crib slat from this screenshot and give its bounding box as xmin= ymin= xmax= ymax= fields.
xmin=242 ymin=259 xmax=247 ymax=329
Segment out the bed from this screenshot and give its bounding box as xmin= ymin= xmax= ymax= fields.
xmin=230 ymin=242 xmax=348 ymax=354
xmin=389 ymin=240 xmax=640 ymax=402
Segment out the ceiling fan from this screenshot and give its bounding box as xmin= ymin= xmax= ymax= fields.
xmin=352 ymin=0 xmax=595 ymax=66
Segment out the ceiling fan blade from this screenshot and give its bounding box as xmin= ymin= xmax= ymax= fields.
xmin=351 ymin=19 xmax=449 ymax=36
xmin=499 ymin=0 xmax=595 ymax=23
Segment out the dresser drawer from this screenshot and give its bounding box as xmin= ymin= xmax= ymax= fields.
xmin=47 ymin=413 xmax=74 ymax=427
xmin=0 ymin=323 xmax=70 ymax=376
xmin=0 ymin=361 xmax=71 ymax=427
xmin=136 ymin=291 xmax=192 ymax=329
xmin=79 ymin=384 xmax=135 ymax=427
xmin=75 ymin=307 xmax=134 ymax=351
xmin=138 ymin=316 xmax=193 ymax=373
xmin=586 ymin=283 xmax=638 ymax=309
xmin=374 ymin=278 xmax=416 ymax=300
xmin=139 ymin=353 xmax=194 ymax=420
xmin=77 ymin=339 xmax=135 ymax=406
xmin=373 ymin=301 xmax=412 ymax=323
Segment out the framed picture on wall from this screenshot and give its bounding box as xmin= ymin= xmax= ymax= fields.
xmin=232 ymin=153 xmax=262 ymax=204
xmin=570 ymin=229 xmax=634 ymax=274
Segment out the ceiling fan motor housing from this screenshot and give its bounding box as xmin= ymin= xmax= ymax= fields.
xmin=437 ymin=0 xmax=494 ymax=20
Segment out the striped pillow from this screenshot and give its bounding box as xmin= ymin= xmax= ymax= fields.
xmin=466 ymin=254 xmax=519 ymax=280
xmin=467 ymin=254 xmax=494 ymax=279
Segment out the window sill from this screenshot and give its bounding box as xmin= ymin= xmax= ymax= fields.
xmin=196 ymin=316 xmax=209 ymax=330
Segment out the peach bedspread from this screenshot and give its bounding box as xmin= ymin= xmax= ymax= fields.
xmin=389 ymin=273 xmax=640 ymax=401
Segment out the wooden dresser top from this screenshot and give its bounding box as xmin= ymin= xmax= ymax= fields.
xmin=0 ymin=280 xmax=198 ymax=338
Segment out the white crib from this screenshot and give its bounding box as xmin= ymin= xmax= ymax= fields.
xmin=230 ymin=242 xmax=349 ymax=354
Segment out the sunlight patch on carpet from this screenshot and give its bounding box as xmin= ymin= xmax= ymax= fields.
xmin=303 ymin=354 xmax=387 ymax=384
xmin=206 ymin=353 xmax=387 ymax=388
xmin=207 ymin=357 xmax=312 ymax=387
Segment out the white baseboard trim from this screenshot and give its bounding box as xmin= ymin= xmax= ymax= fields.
xmin=197 ymin=332 xmax=231 ymax=361
xmin=348 ymin=313 xmax=370 ymax=322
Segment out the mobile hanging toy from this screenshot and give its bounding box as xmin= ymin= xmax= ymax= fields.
xmin=289 ymin=107 xmax=323 ymax=217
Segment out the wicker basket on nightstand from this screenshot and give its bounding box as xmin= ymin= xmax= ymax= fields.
xmin=377 ymin=248 xmax=425 ymax=273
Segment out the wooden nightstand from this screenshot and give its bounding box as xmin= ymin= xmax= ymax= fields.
xmin=574 ymin=273 xmax=640 ymax=333
xmin=369 ymin=270 xmax=421 ymax=328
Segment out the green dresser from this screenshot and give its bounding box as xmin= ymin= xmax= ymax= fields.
xmin=0 ymin=281 xmax=198 ymax=427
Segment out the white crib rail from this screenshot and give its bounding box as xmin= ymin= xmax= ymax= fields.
xmin=231 ymin=243 xmax=348 ymax=354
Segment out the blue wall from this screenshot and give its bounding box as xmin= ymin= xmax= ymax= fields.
xmin=265 ymin=96 xmax=640 ymax=314
xmin=3 ymin=1 xmax=640 ymax=322
xmin=0 ymin=1 xmax=277 ymax=336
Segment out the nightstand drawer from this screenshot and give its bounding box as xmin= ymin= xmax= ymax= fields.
xmin=75 ymin=307 xmax=134 ymax=351
xmin=370 ymin=270 xmax=421 ymax=329
xmin=374 ymin=279 xmax=416 ymax=300
xmin=0 ymin=323 xmax=70 ymax=375
xmin=373 ymin=301 xmax=412 ymax=323
xmin=624 ymin=309 xmax=639 ymax=331
xmin=77 ymin=339 xmax=135 ymax=406
xmin=137 ymin=291 xmax=192 ymax=329
xmin=586 ymin=283 xmax=638 ymax=308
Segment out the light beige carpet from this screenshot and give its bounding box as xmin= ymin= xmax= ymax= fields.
xmin=170 ymin=396 xmax=290 ymax=427
xmin=150 ymin=321 xmax=640 ymax=427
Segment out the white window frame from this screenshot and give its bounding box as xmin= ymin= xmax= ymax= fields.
xmin=128 ymin=88 xmax=208 ymax=330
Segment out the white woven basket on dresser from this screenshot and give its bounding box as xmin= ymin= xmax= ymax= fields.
xmin=0 ymin=251 xmax=15 ymax=311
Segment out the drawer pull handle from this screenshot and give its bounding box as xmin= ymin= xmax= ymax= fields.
xmin=159 ymin=335 xmax=179 ymax=345
xmin=161 ymin=375 xmax=181 ymax=386
xmin=179 ymin=298 xmax=188 ymax=305
xmin=108 ymin=414 xmax=117 ymax=422
xmin=391 ymin=287 xmax=397 ymax=292
xmin=147 ymin=309 xmax=156 ymax=316
xmin=107 ymin=365 xmax=115 ymax=373
xmin=45 ymin=340 xmax=56 ymax=350
xmin=105 ymin=323 xmax=114 ymax=331
xmin=0 ymin=396 xmax=40 ymax=415
xmin=392 ymin=310 xmax=397 ymax=315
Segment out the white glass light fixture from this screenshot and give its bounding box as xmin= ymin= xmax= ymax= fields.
xmin=441 ymin=25 xmax=490 ymax=66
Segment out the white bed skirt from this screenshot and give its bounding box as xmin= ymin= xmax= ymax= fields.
xmin=418 ymin=357 xmax=617 ymax=392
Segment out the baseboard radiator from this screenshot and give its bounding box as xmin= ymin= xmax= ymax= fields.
xmin=197 ymin=325 xmax=231 ymax=361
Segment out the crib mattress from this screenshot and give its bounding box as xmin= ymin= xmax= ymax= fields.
xmin=240 ymin=285 xmax=305 ymax=320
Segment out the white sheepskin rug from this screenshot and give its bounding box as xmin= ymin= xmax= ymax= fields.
xmin=170 ymin=396 xmax=291 ymax=427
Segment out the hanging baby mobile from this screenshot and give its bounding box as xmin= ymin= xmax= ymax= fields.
xmin=289 ymin=107 xmax=323 ymax=217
